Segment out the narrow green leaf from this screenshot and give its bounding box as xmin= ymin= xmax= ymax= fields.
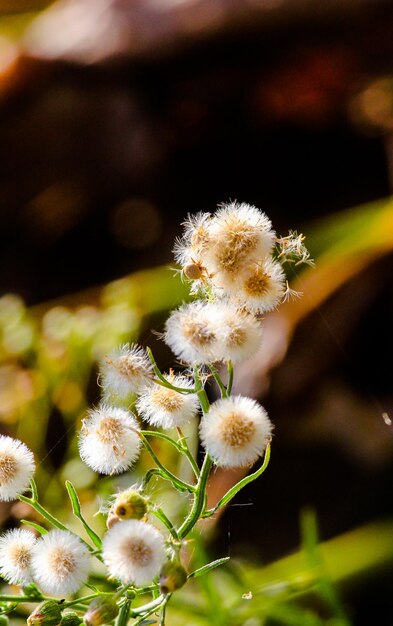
xmin=188 ymin=556 xmax=230 ymax=579
xmin=20 ymin=519 xmax=47 ymax=534
xmin=65 ymin=481 xmax=102 ymax=549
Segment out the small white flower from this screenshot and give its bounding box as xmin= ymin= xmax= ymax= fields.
xmin=164 ymin=301 xmax=219 ymax=365
xmin=0 ymin=528 xmax=37 ymax=585
xmin=210 ymin=302 xmax=263 ymax=364
xmin=31 ymin=530 xmax=89 ymax=596
xmin=99 ymin=344 xmax=152 ymax=400
xmin=136 ymin=373 xmax=199 ymax=429
xmin=102 ymin=519 xmax=166 ymax=586
xmin=200 ymin=395 xmax=273 ymax=467
xmin=200 ymin=202 xmax=275 ymax=288
xmin=173 ymin=212 xmax=212 ymax=267
xmin=230 ymin=259 xmax=286 ymax=313
xmin=79 ymin=405 xmax=141 ymax=475
xmin=0 ymin=435 xmax=35 ymax=502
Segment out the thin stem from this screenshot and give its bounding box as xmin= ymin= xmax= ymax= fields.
xmin=18 ymin=494 xmax=68 ymax=532
xmin=227 ymin=360 xmax=233 ymax=396
xmin=178 ymin=453 xmax=213 ymax=539
xmin=208 ymin=364 xmax=227 ymax=398
xmin=176 ymin=427 xmax=200 ymax=478
xmin=130 ymin=595 xmax=165 ymax=617
xmin=139 ymin=433 xmax=195 ymax=493
xmin=115 ymin=599 xmax=131 ymax=626
xmin=63 ymin=593 xmax=100 ymax=608
xmin=203 ymin=442 xmax=271 ymax=517
xmin=193 ymin=366 xmax=209 ymax=414
xmin=150 ymin=507 xmax=179 ymax=540
xmin=141 ymin=467 xmax=169 ymax=489
xmin=147 ymin=347 xmax=195 ymax=394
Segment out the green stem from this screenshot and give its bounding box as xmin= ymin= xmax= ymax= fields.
xmin=177 ymin=427 xmax=200 ymax=478
xmin=147 ymin=347 xmax=196 ymax=394
xmin=193 ymin=366 xmax=209 ymax=414
xmin=18 ymin=495 xmax=68 ymax=532
xmin=208 ymin=365 xmax=227 ymax=398
xmin=178 ymin=453 xmax=213 ymax=539
xmin=139 ymin=433 xmax=195 ymax=493
xmin=115 ymin=599 xmax=131 ymax=626
xmin=63 ymin=593 xmax=100 ymax=608
xmin=130 ymin=595 xmax=165 ymax=617
xmin=150 ymin=508 xmax=179 ymax=540
xmin=227 ymin=361 xmax=233 ymax=396
xmin=203 ymin=442 xmax=271 ymax=517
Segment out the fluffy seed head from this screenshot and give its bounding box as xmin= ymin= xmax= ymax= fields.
xmin=31 ymin=530 xmax=90 ymax=597
xmin=79 ymin=405 xmax=141 ymax=475
xmin=200 ymin=395 xmax=273 ymax=467
xmin=200 ymin=202 xmax=275 ymax=287
xmin=164 ymin=301 xmax=219 ymax=365
xmin=209 ymin=302 xmax=263 ymax=364
xmin=173 ymin=212 xmax=212 ymax=266
xmin=99 ymin=344 xmax=152 ymax=400
xmin=0 ymin=435 xmax=35 ymax=502
xmin=232 ymin=259 xmax=286 ymax=313
xmin=136 ymin=373 xmax=199 ymax=429
xmin=102 ymin=519 xmax=166 ymax=587
xmin=0 ymin=528 xmax=37 ymax=585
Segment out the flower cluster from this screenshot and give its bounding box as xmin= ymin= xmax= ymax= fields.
xmin=0 ymin=201 xmax=310 ymax=625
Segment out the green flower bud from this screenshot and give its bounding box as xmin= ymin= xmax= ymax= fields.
xmin=60 ymin=613 xmax=83 ymax=626
xmin=0 ymin=616 xmax=9 ymax=626
xmin=113 ymin=490 xmax=147 ymax=521
xmin=83 ymin=595 xmax=119 ymax=626
xmin=159 ymin=560 xmax=187 ymax=594
xmin=27 ymin=601 xmax=62 ymax=626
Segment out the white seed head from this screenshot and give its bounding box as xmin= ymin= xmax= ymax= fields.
xmin=200 ymin=202 xmax=275 ymax=287
xmin=173 ymin=212 xmax=212 ymax=267
xmin=79 ymin=405 xmax=141 ymax=475
xmin=0 ymin=435 xmax=35 ymax=502
xmin=164 ymin=301 xmax=219 ymax=365
xmin=99 ymin=344 xmax=152 ymax=400
xmin=209 ymin=302 xmax=263 ymax=364
xmin=102 ymin=519 xmax=166 ymax=587
xmin=31 ymin=530 xmax=90 ymax=596
xmin=136 ymin=373 xmax=199 ymax=429
xmin=0 ymin=528 xmax=37 ymax=585
xmin=231 ymin=259 xmax=286 ymax=313
xmin=200 ymin=395 xmax=273 ymax=467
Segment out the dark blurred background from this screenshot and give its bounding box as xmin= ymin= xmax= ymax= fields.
xmin=2 ymin=1 xmax=393 ymax=624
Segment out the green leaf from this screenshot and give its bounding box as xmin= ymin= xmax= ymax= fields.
xmin=20 ymin=519 xmax=47 ymax=534
xmin=188 ymin=557 xmax=230 ymax=579
xmin=65 ymin=481 xmax=102 ymax=549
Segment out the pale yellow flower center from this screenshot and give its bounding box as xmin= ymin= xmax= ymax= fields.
xmin=221 ymin=413 xmax=256 ymax=448
xmin=226 ymin=325 xmax=247 ymax=348
xmin=0 ymin=454 xmax=17 ymax=485
xmin=9 ymin=544 xmax=30 ymax=569
xmin=113 ymin=356 xmax=139 ymax=379
xmin=151 ymin=387 xmax=184 ymax=413
xmin=183 ymin=319 xmax=215 ymax=347
xmin=125 ymin=538 xmax=152 ymax=567
xmin=96 ymin=417 xmax=124 ymax=443
xmin=243 ymin=267 xmax=270 ymax=297
xmin=49 ymin=548 xmax=76 ymax=578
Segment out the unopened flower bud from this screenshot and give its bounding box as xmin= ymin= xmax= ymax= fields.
xmin=183 ymin=262 xmax=204 ymax=280
xmin=60 ymin=613 xmax=83 ymax=626
xmin=27 ymin=601 xmax=62 ymax=626
xmin=83 ymin=595 xmax=119 ymax=626
xmin=113 ymin=489 xmax=147 ymax=521
xmin=159 ymin=560 xmax=187 ymax=594
xmin=0 ymin=616 xmax=9 ymax=626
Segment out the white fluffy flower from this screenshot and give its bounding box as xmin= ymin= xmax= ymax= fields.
xmin=209 ymin=302 xmax=263 ymax=364
xmin=200 ymin=395 xmax=272 ymax=467
xmin=0 ymin=435 xmax=35 ymax=502
xmin=173 ymin=212 xmax=212 ymax=267
xmin=200 ymin=202 xmax=275 ymax=289
xmin=99 ymin=344 xmax=152 ymax=400
xmin=0 ymin=528 xmax=37 ymax=585
xmin=229 ymin=259 xmax=286 ymax=313
xmin=31 ymin=530 xmax=89 ymax=596
xmin=102 ymin=519 xmax=166 ymax=586
xmin=136 ymin=373 xmax=199 ymax=429
xmin=79 ymin=405 xmax=141 ymax=475
xmin=164 ymin=301 xmax=219 ymax=365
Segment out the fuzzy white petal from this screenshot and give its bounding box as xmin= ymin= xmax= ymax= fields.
xmin=0 ymin=528 xmax=37 ymax=585
xmin=200 ymin=395 xmax=273 ymax=467
xmin=99 ymin=344 xmax=152 ymax=400
xmin=102 ymin=520 xmax=166 ymax=586
xmin=136 ymin=374 xmax=199 ymax=429
xmin=79 ymin=405 xmax=141 ymax=475
xmin=164 ymin=301 xmax=219 ymax=365
xmin=31 ymin=530 xmax=90 ymax=596
xmin=0 ymin=436 xmax=35 ymax=502
xmin=226 ymin=259 xmax=286 ymax=313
